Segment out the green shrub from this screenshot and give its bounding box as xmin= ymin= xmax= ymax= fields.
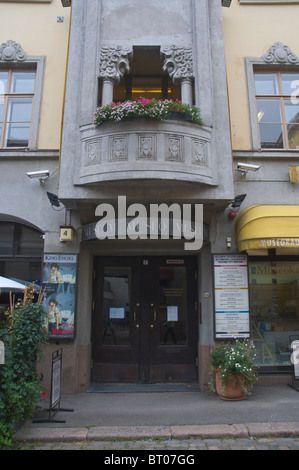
xmin=0 ymin=286 xmax=47 ymax=449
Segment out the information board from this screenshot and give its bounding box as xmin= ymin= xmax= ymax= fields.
xmin=213 ymin=254 xmax=250 ymax=339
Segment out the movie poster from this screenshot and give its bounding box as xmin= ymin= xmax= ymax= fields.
xmin=42 ymin=254 xmax=77 ymax=338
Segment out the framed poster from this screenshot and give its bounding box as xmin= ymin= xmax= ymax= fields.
xmin=42 ymin=254 xmax=77 ymax=338
xmin=213 ymin=254 xmax=250 ymax=339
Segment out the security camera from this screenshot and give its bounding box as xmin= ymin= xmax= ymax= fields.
xmin=26 ymin=170 xmax=50 ymax=180
xmin=237 ymin=163 xmax=260 ymax=172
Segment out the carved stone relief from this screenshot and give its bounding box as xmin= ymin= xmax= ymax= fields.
xmin=85 ymin=138 xmax=101 ymax=166
xmin=0 ymin=40 xmax=27 ymax=62
xmin=262 ymin=42 xmax=299 ymax=65
xmin=165 ymin=135 xmax=184 ymax=162
xmin=109 ymin=135 xmax=128 ymax=161
xmin=137 ymin=135 xmax=156 ymax=160
xmin=99 ymin=46 xmax=132 ymax=83
xmin=192 ymin=138 xmax=208 ymax=165
xmin=161 ymin=45 xmax=193 ymax=84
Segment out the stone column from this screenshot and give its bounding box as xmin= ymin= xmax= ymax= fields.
xmin=99 ymin=46 xmax=132 ymax=106
xmin=161 ymin=46 xmax=194 ymax=106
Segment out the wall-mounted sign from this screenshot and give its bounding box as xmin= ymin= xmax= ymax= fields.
xmin=213 ymin=254 xmax=250 ymax=339
xmin=42 ymin=254 xmax=77 ymax=338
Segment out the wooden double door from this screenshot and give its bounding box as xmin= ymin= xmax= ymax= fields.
xmin=92 ymin=256 xmax=198 ymax=383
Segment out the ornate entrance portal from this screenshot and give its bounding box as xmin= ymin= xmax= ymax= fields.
xmin=92 ymin=256 xmax=198 ymax=383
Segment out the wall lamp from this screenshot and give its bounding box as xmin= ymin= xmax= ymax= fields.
xmin=26 ymin=170 xmax=50 ymax=184
xmin=222 ymin=0 xmax=232 ymax=6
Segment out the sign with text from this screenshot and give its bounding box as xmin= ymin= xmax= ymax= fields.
xmin=214 ymin=254 xmax=250 ymax=339
xmin=42 ymin=254 xmax=77 ymax=338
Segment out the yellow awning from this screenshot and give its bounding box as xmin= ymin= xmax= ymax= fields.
xmin=235 ymin=205 xmax=299 ymax=252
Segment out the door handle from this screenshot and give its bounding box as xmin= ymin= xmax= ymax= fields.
xmin=150 ymin=303 xmax=156 ymax=327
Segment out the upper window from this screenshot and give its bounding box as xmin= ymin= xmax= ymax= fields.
xmin=255 ymin=71 xmax=299 ymax=149
xmin=0 ymin=70 xmax=36 ymax=148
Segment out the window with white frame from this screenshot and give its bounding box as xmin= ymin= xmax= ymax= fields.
xmin=0 ymin=69 xmax=36 ymax=148
xmin=254 ymin=71 xmax=299 ymax=149
xmin=0 ymin=40 xmax=45 ymax=150
xmin=246 ymin=43 xmax=299 ymax=151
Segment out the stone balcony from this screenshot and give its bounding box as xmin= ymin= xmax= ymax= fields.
xmin=75 ymin=118 xmax=216 ymax=186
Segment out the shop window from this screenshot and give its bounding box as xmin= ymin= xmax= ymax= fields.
xmin=254 ymin=71 xmax=299 ymax=149
xmin=249 ymin=260 xmax=299 ymax=368
xmin=0 ymin=222 xmax=43 ymax=286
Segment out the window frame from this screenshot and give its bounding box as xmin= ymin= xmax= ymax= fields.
xmin=246 ymin=56 xmax=299 ymax=151
xmin=254 ymin=70 xmax=299 ymax=150
xmin=0 ymin=54 xmax=45 ymax=150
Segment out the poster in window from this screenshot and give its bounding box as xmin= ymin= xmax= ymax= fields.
xmin=42 ymin=254 xmax=77 ymax=338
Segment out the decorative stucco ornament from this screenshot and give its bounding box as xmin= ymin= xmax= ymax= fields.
xmin=262 ymin=42 xmax=299 ymax=65
xmin=0 ymin=40 xmax=27 ymax=62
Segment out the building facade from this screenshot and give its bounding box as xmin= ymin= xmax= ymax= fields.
xmin=1 ymin=0 xmax=299 ymax=394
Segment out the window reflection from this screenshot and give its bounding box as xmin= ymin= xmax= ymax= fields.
xmin=249 ymin=261 xmax=299 ymax=367
xmin=158 ymin=266 xmax=187 ymax=345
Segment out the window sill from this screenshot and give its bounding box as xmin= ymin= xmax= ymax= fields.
xmin=233 ymin=149 xmax=299 ymax=159
xmin=0 ymin=149 xmax=59 ymax=158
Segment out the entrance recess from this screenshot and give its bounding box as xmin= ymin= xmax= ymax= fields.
xmin=92 ymin=256 xmax=198 ymax=383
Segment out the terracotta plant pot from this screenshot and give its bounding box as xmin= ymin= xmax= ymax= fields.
xmin=215 ymin=372 xmax=246 ymax=401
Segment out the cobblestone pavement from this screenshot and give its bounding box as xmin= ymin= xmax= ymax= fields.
xmin=20 ymin=436 xmax=299 ymax=451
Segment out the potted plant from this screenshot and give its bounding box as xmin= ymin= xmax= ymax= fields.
xmin=209 ymin=340 xmax=257 ymax=401
xmin=93 ymin=97 xmax=203 ymax=126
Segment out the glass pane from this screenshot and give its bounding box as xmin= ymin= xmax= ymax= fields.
xmin=0 ymin=71 xmax=8 ymax=94
xmin=102 ymin=266 xmax=131 ymax=345
xmin=259 ymin=123 xmax=284 ymax=148
xmin=0 ymin=100 xmax=4 ymax=121
xmin=18 ymin=225 xmax=44 ymax=256
xmin=11 ymin=71 xmax=35 ymax=94
xmin=249 ymin=261 xmax=299 ymax=367
xmin=0 ymin=260 xmax=42 ymax=285
xmin=5 ymin=122 xmax=30 ymax=147
xmin=287 ymin=124 xmax=299 ymax=149
xmin=0 ymin=223 xmax=14 ymax=256
xmin=257 ymin=99 xmax=281 ymax=123
xmin=284 ymin=100 xmax=299 ymax=123
xmin=159 ymin=266 xmax=187 ymax=345
xmin=281 ymin=73 xmax=299 ymax=95
xmin=255 ymin=73 xmax=278 ymax=95
xmin=7 ymin=97 xmax=32 ymax=122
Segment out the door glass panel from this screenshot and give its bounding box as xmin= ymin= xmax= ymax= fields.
xmin=158 ymin=266 xmax=187 ymax=345
xmin=102 ymin=266 xmax=131 ymax=345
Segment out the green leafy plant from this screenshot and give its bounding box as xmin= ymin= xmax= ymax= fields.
xmin=93 ymin=97 xmax=203 ymax=126
xmin=209 ymin=339 xmax=257 ymax=395
xmin=0 ymin=285 xmax=47 ymax=449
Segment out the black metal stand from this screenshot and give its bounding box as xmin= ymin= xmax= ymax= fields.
xmin=32 ymin=403 xmax=74 ymax=424
xmin=32 ymin=348 xmax=73 ymax=423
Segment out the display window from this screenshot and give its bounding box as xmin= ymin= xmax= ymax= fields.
xmin=249 ymin=260 xmax=299 ymax=369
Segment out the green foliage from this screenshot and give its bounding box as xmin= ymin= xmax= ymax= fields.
xmin=0 ymin=285 xmax=47 ymax=449
xmin=93 ymin=97 xmax=204 ymax=126
xmin=209 ymin=339 xmax=258 ymax=395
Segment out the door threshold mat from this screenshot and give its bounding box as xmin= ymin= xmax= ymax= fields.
xmin=87 ymin=383 xmax=201 ymax=393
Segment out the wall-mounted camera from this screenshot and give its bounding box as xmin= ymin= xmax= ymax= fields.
xmin=26 ymin=170 xmax=50 ymax=183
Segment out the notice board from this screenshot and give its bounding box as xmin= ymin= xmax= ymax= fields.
xmin=213 ymin=254 xmax=250 ymax=339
